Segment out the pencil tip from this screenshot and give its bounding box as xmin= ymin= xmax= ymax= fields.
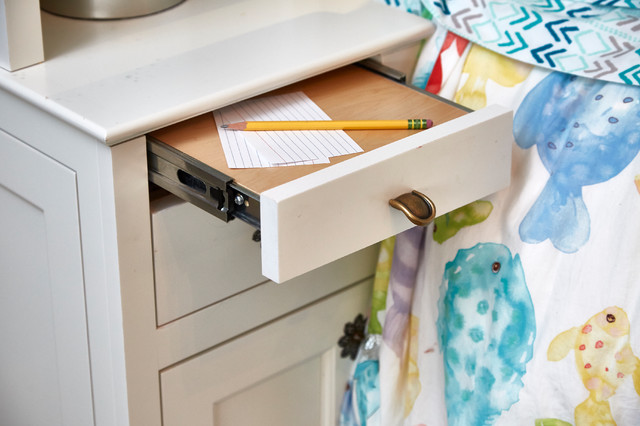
xmin=221 ymin=122 xmax=247 ymax=130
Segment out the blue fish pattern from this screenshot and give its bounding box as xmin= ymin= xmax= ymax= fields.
xmin=353 ymin=360 xmax=380 ymax=423
xmin=514 ymin=72 xmax=640 ymax=253
xmin=339 ymin=359 xmax=380 ymax=425
xmin=437 ymin=243 xmax=536 ymax=426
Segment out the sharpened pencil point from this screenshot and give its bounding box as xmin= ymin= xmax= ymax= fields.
xmin=222 ymin=122 xmax=248 ymax=130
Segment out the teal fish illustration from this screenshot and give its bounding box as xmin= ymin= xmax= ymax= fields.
xmin=437 ymin=243 xmax=536 ymax=425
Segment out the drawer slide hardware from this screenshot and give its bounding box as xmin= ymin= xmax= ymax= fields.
xmin=147 ymin=138 xmax=260 ymax=227
xmin=389 ymin=190 xmax=436 ymax=227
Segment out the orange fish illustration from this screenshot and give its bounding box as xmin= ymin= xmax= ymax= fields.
xmin=548 ymin=306 xmax=640 ymax=425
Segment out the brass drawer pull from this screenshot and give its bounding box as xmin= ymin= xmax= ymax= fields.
xmin=389 ymin=190 xmax=436 ymax=227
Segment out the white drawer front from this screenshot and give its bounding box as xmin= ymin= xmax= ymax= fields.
xmin=155 ymin=243 xmax=379 ymax=368
xmin=152 ymin=196 xmax=264 ymax=325
xmin=261 ymin=105 xmax=513 ymax=282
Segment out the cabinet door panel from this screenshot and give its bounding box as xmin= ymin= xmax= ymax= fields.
xmin=214 ymin=354 xmax=324 ymax=425
xmin=161 ymin=279 xmax=371 ymax=426
xmin=0 ymin=130 xmax=93 ymax=426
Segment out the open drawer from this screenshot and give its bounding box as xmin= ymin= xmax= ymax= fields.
xmin=148 ymin=65 xmax=513 ymax=283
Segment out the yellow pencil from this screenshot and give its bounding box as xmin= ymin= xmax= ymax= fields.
xmin=221 ymin=119 xmax=433 ymax=131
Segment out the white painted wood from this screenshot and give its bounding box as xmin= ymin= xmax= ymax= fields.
xmin=0 ymin=87 xmax=381 ymax=425
xmin=320 ymin=347 xmax=351 ymax=426
xmin=151 ymin=196 xmax=264 ymax=325
xmin=0 ymin=129 xmax=93 ymax=425
xmin=161 ymin=279 xmax=372 ymax=426
xmin=213 ymin=356 xmax=323 ymax=425
xmin=111 ymin=137 xmax=163 ymax=426
xmin=261 ymin=105 xmax=513 ymax=282
xmin=156 ymin=244 xmax=378 ymax=368
xmin=0 ymin=7 xmax=434 ymax=425
xmin=0 ymin=87 xmax=134 ymax=426
xmin=0 ymin=0 xmax=43 ymax=71
xmin=0 ymin=0 xmax=433 ymax=144
xmin=0 ymin=3 xmax=440 ymax=426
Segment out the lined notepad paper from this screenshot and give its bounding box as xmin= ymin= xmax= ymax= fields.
xmin=213 ymin=92 xmax=363 ymax=168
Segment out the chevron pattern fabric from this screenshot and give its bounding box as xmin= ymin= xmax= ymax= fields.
xmin=399 ymin=0 xmax=640 ymax=85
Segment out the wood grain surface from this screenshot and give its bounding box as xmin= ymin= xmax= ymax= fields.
xmin=149 ymin=65 xmax=467 ymax=195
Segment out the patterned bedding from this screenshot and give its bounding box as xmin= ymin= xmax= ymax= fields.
xmin=340 ymin=1 xmax=640 ymax=425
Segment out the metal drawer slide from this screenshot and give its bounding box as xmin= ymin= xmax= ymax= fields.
xmin=147 ymin=138 xmax=260 ymax=228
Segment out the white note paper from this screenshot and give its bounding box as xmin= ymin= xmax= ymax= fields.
xmin=213 ymin=92 xmax=363 ymax=168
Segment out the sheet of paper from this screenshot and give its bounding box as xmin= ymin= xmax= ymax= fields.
xmin=213 ymin=92 xmax=363 ymax=168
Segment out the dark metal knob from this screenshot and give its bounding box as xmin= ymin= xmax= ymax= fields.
xmin=338 ymin=314 xmax=367 ymax=360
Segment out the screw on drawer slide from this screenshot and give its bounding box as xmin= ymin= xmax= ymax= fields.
xmin=146 ymin=137 xmax=260 ymax=228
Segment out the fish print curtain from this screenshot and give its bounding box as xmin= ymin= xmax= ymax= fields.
xmin=341 ymin=1 xmax=640 ymax=425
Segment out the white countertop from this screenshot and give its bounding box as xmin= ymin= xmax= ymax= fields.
xmin=0 ymin=0 xmax=433 ymax=145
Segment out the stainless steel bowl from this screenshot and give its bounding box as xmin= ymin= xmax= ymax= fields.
xmin=41 ymin=0 xmax=185 ymax=20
